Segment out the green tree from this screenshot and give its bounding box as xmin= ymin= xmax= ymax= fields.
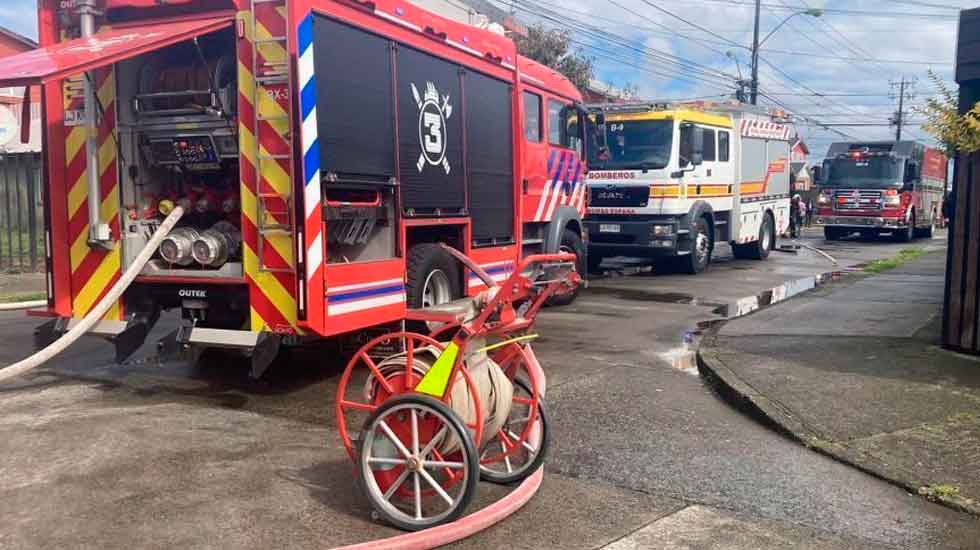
xmin=916 ymin=71 xmax=980 ymax=156
xmin=515 ymin=24 xmax=595 ymax=92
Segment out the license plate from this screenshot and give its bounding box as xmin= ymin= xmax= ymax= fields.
xmin=599 ymin=224 xmax=621 ymax=233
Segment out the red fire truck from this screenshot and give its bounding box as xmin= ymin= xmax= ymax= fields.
xmin=815 ymin=141 xmax=947 ymax=242
xmin=0 ymin=0 xmax=586 ymax=376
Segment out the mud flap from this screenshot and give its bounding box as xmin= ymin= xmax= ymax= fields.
xmin=34 ymin=317 xmax=70 ymax=350
xmin=250 ymin=332 xmax=281 ymax=380
xmin=114 ymin=309 xmax=161 ymax=363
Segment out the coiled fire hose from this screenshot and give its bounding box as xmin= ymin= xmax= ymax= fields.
xmin=0 ymin=206 xmax=185 ymax=384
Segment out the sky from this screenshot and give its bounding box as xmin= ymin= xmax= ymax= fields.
xmin=0 ymin=0 xmax=973 ymax=159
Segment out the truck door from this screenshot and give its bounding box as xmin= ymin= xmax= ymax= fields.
xmin=521 ymin=90 xmax=549 ymax=222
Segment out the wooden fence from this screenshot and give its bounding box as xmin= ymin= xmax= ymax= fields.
xmin=0 ymin=153 xmax=44 ymax=272
xmin=942 ymin=7 xmax=980 ymax=353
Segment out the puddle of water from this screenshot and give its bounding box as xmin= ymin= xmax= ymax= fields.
xmin=664 ymin=270 xmax=845 ymax=374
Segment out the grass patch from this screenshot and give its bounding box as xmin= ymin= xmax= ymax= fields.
xmin=0 ymin=291 xmax=46 ymax=303
xmin=864 ymin=248 xmax=925 ymax=274
xmin=920 ymin=484 xmax=961 ymax=499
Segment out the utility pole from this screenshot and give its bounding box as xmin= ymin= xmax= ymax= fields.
xmin=890 ymin=76 xmax=916 ymax=142
xmin=750 ymin=0 xmax=761 ymax=105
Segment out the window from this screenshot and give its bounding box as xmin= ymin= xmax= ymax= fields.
xmin=547 ymin=99 xmax=582 ymax=153
xmin=702 ymin=129 xmax=717 ymax=162
xmin=523 ymin=91 xmax=541 ymax=142
xmin=718 ymin=131 xmax=730 ymax=162
xmin=548 ymin=99 xmax=563 ymax=145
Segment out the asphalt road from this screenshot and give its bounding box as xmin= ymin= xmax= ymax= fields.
xmin=1 ymin=228 xmax=977 ymax=549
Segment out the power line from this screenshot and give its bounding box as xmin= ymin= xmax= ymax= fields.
xmin=758 ymin=49 xmax=953 ymax=66
xmin=656 ymin=0 xmax=959 ymax=19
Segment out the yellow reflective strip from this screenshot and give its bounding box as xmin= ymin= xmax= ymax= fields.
xmin=249 ymin=305 xmax=265 ymax=332
xmin=256 ymin=85 xmax=289 ymax=120
xmin=257 ymin=143 xmax=290 ymax=195
xmin=254 ymin=20 xmax=287 ymax=64
xmin=68 ymin=172 xmax=88 ymax=219
xmin=98 ymin=137 xmax=115 ymax=177
xmin=97 ymin=72 xmax=114 ymax=107
xmin=475 ymin=334 xmax=539 ymax=354
xmin=73 ymin=246 xmax=120 ymax=316
xmin=238 ymin=61 xmax=256 ymax=98
xmin=69 ymin=230 xmax=89 ymax=273
xmin=66 ymin=126 xmax=86 ymax=164
xmin=416 ymin=342 xmax=459 ymax=397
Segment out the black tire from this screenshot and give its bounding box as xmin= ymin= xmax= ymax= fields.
xmin=357 ymin=394 xmax=479 ymax=531
xmin=915 ymin=220 xmax=935 ymax=239
xmin=406 ymin=243 xmax=462 ymax=309
xmin=893 ymin=212 xmax=915 ymax=243
xmin=824 ymin=227 xmax=843 ymax=241
xmin=679 ymin=216 xmax=712 ymax=275
xmin=480 ymin=379 xmax=549 ymax=485
xmin=546 ymin=229 xmax=585 ymax=306
xmin=734 ymin=213 xmax=775 ymax=260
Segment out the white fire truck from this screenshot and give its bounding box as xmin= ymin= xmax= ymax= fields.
xmin=585 ymin=102 xmax=794 ymax=274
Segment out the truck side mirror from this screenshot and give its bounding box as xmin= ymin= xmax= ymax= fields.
xmin=811 ymin=165 xmax=822 ymax=184
xmin=690 ymin=152 xmax=703 ymax=166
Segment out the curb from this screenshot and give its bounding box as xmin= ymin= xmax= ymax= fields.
xmin=697 ymin=334 xmax=980 ymax=517
xmin=331 ymin=467 xmax=544 ymax=550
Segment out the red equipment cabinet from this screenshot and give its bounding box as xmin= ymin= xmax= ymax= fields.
xmin=2 ymin=0 xmax=586 ymax=376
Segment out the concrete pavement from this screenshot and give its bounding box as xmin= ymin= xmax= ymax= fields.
xmin=699 ymin=251 xmax=980 ymax=517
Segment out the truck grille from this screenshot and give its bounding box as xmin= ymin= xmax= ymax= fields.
xmin=589 ymin=185 xmax=649 ymax=207
xmin=834 ymin=189 xmax=882 ymax=211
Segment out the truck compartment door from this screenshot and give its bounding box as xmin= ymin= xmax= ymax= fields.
xmin=0 ymin=14 xmax=234 ymax=87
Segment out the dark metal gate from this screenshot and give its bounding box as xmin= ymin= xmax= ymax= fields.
xmin=0 ymin=153 xmax=43 ymax=272
xmin=942 ymin=7 xmax=980 ymax=353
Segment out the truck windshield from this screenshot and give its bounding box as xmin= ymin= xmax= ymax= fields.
xmin=824 ymin=157 xmax=902 ymax=188
xmin=588 ymin=119 xmax=673 ymax=171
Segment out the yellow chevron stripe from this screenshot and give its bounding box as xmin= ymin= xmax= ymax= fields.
xmin=243 ymin=242 xmax=298 ymax=329
xmin=97 ymin=72 xmax=114 ymax=107
xmin=69 ymin=229 xmax=89 ymax=273
xmin=254 ymin=20 xmax=287 ymax=65
xmin=66 ymin=126 xmax=85 ymax=165
xmin=73 ymin=246 xmax=121 ymax=317
xmin=256 ymin=84 xmax=289 ymax=120
xmin=68 ymin=172 xmax=87 ymax=220
xmin=99 ymin=135 xmax=116 ymax=177
xmin=240 ymin=184 xmax=294 ymax=264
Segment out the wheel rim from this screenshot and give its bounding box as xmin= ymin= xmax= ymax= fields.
xmin=360 ymin=401 xmax=473 ymax=527
xmin=479 ymin=379 xmax=544 ymax=478
xmin=422 ymin=269 xmax=453 ymax=308
xmin=694 ymin=227 xmax=710 ymax=264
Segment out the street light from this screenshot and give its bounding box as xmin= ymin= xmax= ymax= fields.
xmin=749 ymin=6 xmax=822 ymax=105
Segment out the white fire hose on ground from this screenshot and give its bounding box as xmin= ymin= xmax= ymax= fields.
xmin=0 ymin=300 xmax=48 ymax=312
xmin=0 ymin=207 xmax=185 ymax=384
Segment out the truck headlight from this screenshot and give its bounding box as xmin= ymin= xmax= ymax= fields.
xmin=159 ymin=227 xmax=200 ymax=266
xmin=652 ymin=224 xmax=674 ymax=237
xmin=883 ymin=196 xmax=901 ymax=208
xmin=817 ymin=193 xmax=830 ymax=207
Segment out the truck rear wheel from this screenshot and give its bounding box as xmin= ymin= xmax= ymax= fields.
xmin=679 ymin=216 xmax=712 ymax=275
xmin=734 ymin=213 xmax=774 ymax=260
xmin=406 ymin=243 xmax=462 ymax=309
xmin=824 ymin=227 xmax=844 ymax=241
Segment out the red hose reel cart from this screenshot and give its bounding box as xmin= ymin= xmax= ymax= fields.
xmin=336 ymin=247 xmax=579 ymax=530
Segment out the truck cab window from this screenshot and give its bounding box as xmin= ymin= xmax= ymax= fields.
xmin=702 ymin=129 xmax=717 ymax=162
xmin=548 ymin=99 xmax=563 ymax=146
xmin=564 ymin=106 xmax=582 ymax=155
xmin=524 ymin=91 xmax=542 ymax=142
xmin=718 ymin=131 xmax=730 ymax=162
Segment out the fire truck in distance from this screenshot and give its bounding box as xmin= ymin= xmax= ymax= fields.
xmin=0 ymin=0 xmax=587 ymax=376
xmin=584 ymin=102 xmax=794 ymax=274
xmin=814 ymin=141 xmax=946 ymax=242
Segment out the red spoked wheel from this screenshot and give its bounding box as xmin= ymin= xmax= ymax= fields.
xmin=336 ymin=331 xmax=486 ymax=528
xmin=479 ymin=343 xmax=548 ymax=484
xmin=357 ymin=394 xmax=480 ymax=530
